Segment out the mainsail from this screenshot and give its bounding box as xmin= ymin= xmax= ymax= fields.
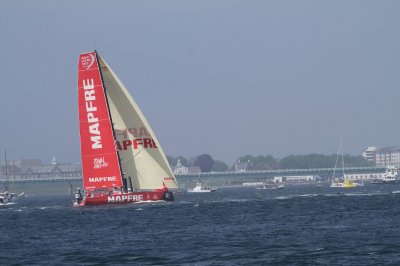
xmin=78 ymin=51 xmax=178 ymax=192
xmin=78 ymin=52 xmax=123 ymax=190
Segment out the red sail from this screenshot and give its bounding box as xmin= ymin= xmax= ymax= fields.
xmin=77 ymin=52 xmax=123 ymax=190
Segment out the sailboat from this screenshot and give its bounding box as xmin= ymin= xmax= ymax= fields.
xmin=75 ymin=51 xmax=178 ymax=207
xmin=0 ymin=150 xmax=24 ymax=204
xmin=329 ymin=137 xmax=358 ymax=188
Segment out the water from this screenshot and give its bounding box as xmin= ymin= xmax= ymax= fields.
xmin=1 ymin=184 xmax=400 ymax=265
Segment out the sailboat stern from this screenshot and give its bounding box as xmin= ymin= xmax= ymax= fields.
xmin=161 ymin=190 xmax=174 ymax=202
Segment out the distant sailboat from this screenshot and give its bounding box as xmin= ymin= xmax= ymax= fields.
xmin=75 ymin=51 xmax=178 ymax=207
xmin=329 ymin=137 xmax=358 ymax=188
xmin=0 ymin=149 xmax=24 ymax=204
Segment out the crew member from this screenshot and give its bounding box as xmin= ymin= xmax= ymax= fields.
xmin=74 ymin=188 xmax=83 ymax=204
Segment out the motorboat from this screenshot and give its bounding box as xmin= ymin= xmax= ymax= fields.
xmin=188 ymin=182 xmax=217 ymax=193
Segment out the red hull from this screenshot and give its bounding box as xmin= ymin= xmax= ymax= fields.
xmin=74 ymin=190 xmax=174 ymax=207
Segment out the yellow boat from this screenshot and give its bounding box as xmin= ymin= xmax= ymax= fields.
xmin=343 ymin=180 xmax=356 ymax=188
xmin=330 ymin=180 xmax=356 ymax=188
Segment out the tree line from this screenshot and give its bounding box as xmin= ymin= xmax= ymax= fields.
xmin=167 ymin=153 xmax=373 ymax=173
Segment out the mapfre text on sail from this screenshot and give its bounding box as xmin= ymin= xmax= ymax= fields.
xmin=115 ymin=127 xmax=159 ymax=151
xmin=83 ymin=78 xmax=102 ymax=149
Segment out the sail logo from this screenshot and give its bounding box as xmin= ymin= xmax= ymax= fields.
xmin=108 ymin=194 xmax=143 ymax=203
xmin=88 ymin=176 xmax=117 ymax=183
xmin=93 ymin=157 xmax=108 ymax=169
xmin=81 ymin=54 xmax=95 ymax=70
xmin=115 ymin=127 xmax=150 ymax=139
xmin=116 ymin=138 xmax=158 ymax=151
xmin=83 ymin=78 xmax=102 ymax=149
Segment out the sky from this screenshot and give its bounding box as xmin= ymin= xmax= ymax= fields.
xmin=0 ymin=1 xmax=399 ymax=166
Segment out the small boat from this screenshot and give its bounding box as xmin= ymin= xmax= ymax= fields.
xmin=0 ymin=191 xmax=24 ymax=204
xmin=188 ymin=182 xmax=217 ymax=193
xmin=256 ymin=180 xmax=284 ymax=190
xmin=74 ymin=51 xmax=178 ymax=207
xmin=383 ymin=166 xmax=398 ymax=183
xmin=371 ymin=166 xmax=398 ymax=184
xmin=330 ymin=180 xmax=356 ymax=188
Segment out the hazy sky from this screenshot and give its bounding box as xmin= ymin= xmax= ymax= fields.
xmin=1 ymin=1 xmax=399 ymax=165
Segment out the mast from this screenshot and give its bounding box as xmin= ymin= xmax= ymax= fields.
xmin=3 ymin=149 xmax=7 ymax=191
xmin=12 ymin=161 xmax=15 ymax=193
xmin=340 ymin=136 xmax=345 ymax=179
xmin=94 ymin=51 xmax=125 ymax=184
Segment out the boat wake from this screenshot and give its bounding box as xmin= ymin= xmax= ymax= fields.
xmin=275 ymin=194 xmax=326 ymax=200
xmin=36 ymin=206 xmax=66 ymax=210
xmin=0 ymin=202 xmax=16 ymax=206
xmin=204 ymin=198 xmax=253 ymax=204
xmin=274 ymin=191 xmax=395 ymax=200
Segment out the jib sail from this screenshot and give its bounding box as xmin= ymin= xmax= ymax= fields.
xmin=97 ymin=55 xmax=178 ymax=190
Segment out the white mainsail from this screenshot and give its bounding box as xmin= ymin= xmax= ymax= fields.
xmin=98 ymin=55 xmax=178 ymax=190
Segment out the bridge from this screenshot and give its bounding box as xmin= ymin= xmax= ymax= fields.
xmin=176 ymin=166 xmax=386 ymax=178
xmin=175 ymin=166 xmax=387 ymax=186
xmin=1 ymin=166 xmax=387 ymax=184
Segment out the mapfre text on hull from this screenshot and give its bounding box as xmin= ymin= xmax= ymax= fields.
xmin=74 ymin=189 xmax=174 ymax=207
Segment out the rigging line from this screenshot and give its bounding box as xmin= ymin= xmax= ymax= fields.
xmin=95 ymin=51 xmax=124 ymax=178
xmin=341 ymin=136 xmax=345 ymax=179
xmin=119 ymin=147 xmax=146 ymax=166
xmin=3 ymin=149 xmax=7 ymax=191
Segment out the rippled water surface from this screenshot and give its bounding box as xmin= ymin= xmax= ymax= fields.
xmin=1 ymin=183 xmax=400 ymax=265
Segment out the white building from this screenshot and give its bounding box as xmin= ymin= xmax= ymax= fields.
xmin=234 ymin=160 xmax=251 ymax=172
xmin=362 ymin=146 xmax=400 ymax=167
xmin=344 ymin=172 xmax=385 ymax=181
xmin=362 ymin=146 xmax=378 ymax=162
xmin=273 ymin=175 xmax=315 ymax=183
xmin=173 ymin=159 xmax=188 ymax=175
xmin=375 ymin=147 xmax=400 ymax=167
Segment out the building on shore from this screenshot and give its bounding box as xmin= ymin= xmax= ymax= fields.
xmin=172 ymin=159 xmax=201 ymax=175
xmin=173 ymin=159 xmax=188 ymax=175
xmin=344 ymin=172 xmax=385 ymax=181
xmin=0 ymin=157 xmax=81 ymax=182
xmin=362 ymin=146 xmax=400 ymax=167
xmin=234 ymin=160 xmax=251 ymax=172
xmin=273 ymin=175 xmax=315 ymax=183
